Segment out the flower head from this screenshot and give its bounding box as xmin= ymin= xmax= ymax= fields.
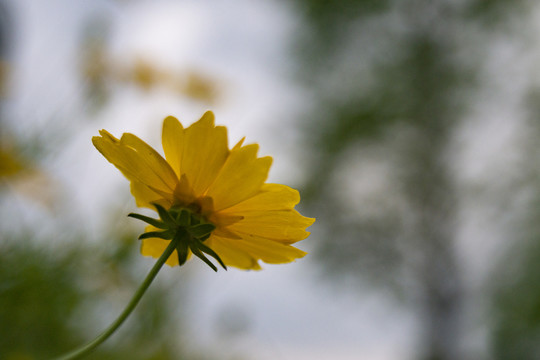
xmin=92 ymin=111 xmax=314 ymax=270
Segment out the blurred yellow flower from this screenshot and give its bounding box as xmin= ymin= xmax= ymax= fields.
xmin=0 ymin=147 xmax=25 ymax=178
xmin=93 ymin=111 xmax=314 ymax=270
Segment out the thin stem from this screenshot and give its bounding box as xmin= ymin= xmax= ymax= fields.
xmin=54 ymin=236 xmax=180 ymax=360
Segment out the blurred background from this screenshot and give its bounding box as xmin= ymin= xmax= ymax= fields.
xmin=1 ymin=0 xmax=540 ymax=359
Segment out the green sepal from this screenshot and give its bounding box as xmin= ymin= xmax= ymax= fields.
xmin=168 ymin=206 xmax=184 ymax=224
xmin=190 ymin=245 xmax=218 ymax=272
xmin=138 ymin=229 xmax=175 ymax=240
xmin=128 ymin=213 xmax=169 ymax=229
xmin=176 ymin=238 xmax=189 ymax=266
xmin=198 ymin=234 xmax=211 ymax=242
xmin=188 ymin=223 xmax=216 ymax=239
xmin=177 ymin=209 xmax=191 ymax=227
xmin=194 ymin=240 xmax=227 ymax=270
xmin=152 ymin=203 xmax=177 ymax=227
xmin=130 ymin=204 xmax=226 ymax=271
xmin=190 ymin=212 xmax=201 ymax=225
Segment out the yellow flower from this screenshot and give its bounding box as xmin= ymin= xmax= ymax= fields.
xmin=92 ymin=111 xmax=314 ymax=270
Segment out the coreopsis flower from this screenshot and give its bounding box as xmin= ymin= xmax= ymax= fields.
xmin=92 ymin=111 xmax=314 ymax=271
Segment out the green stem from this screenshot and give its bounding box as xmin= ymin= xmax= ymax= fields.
xmin=54 ymin=236 xmax=180 ymax=360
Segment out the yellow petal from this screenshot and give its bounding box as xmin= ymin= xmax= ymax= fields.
xmin=206 ymin=235 xmax=262 ymax=270
xmin=140 ymin=238 xmax=180 ymax=267
xmin=130 ymin=181 xmax=172 ymax=209
xmin=225 ymin=209 xmax=315 ymax=243
xmin=92 ymin=131 xmax=176 ymax=198
xmin=233 ymin=234 xmax=307 ymax=264
xmin=173 ymin=174 xmax=197 ymax=205
xmin=206 ymin=143 xmax=272 ymax=211
xmin=162 ymin=115 xmax=184 ymax=177
xmin=181 ymin=111 xmax=229 ymax=196
xmin=232 ymin=137 xmax=245 ymax=150
xmin=93 ymin=132 xmax=154 ymax=187
xmin=120 ymin=133 xmax=178 ymax=190
xmin=223 ymin=184 xmax=300 ymax=212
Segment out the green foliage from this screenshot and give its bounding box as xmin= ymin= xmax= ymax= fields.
xmin=0 ymin=231 xmax=198 ymax=360
xmin=292 ymin=0 xmax=389 ymax=49
xmin=292 ymin=0 xmax=533 ymax=359
xmin=466 ymin=0 xmax=528 ymax=25
xmin=0 ymin=241 xmax=83 ymax=359
xmin=489 ymin=94 xmax=540 ymax=360
xmin=491 ymin=236 xmax=540 ymax=360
